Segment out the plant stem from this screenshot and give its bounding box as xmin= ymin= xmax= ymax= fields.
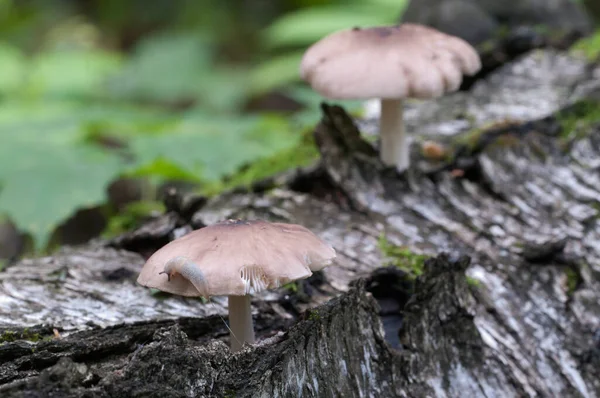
xmin=228 ymin=295 xmax=255 ymax=352
xmin=379 ymin=98 xmax=409 ymax=171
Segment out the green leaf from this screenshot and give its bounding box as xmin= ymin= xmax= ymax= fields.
xmin=0 ymin=42 xmax=26 ymax=95
xmin=108 ymin=32 xmax=214 ymax=104
xmin=262 ymin=5 xmax=399 ymax=50
xmin=0 ymin=101 xmax=126 ymax=250
xmin=129 ymin=113 xmax=300 ymax=182
xmin=0 ymin=147 xmax=121 ymax=251
xmin=107 ymin=31 xmax=249 ymax=112
xmin=193 ymin=67 xmax=249 ymax=112
xmin=249 ymin=51 xmax=305 ymax=95
xmin=127 ymin=158 xmax=201 ymax=182
xmin=368 ymin=0 xmax=409 ymax=10
xmin=25 ymin=49 xmax=122 ymax=99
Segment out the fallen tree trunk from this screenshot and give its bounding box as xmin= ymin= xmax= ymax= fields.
xmin=0 ymin=254 xmax=514 ymax=398
xmin=1 ymin=48 xmax=600 ymax=397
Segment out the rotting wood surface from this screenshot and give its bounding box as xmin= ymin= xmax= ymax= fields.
xmin=1 ymin=48 xmax=600 ymax=397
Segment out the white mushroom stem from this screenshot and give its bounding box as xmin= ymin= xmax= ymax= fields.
xmin=379 ymin=98 xmax=409 ymax=172
xmin=228 ymin=295 xmax=255 ymax=352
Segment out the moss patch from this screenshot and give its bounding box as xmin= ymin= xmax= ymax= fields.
xmin=0 ymin=331 xmax=18 ymax=343
xmin=378 ymin=234 xmax=427 ymax=278
xmin=556 ymin=99 xmax=600 ymax=140
xmin=466 ymin=276 xmax=481 ymax=288
xmin=449 ymin=100 xmax=600 ymax=159
xmin=0 ymin=328 xmax=52 ymax=344
xmin=308 ymin=310 xmax=320 ymax=321
xmin=571 ymin=30 xmax=600 ymax=61
xmin=564 ymin=267 xmax=581 ymax=295
xmin=452 ymin=120 xmax=522 ymax=154
xmin=282 ymin=281 xmax=299 ymax=293
xmin=203 ymin=131 xmax=319 ymax=196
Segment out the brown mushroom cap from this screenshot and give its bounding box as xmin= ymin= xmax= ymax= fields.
xmin=300 ymin=24 xmax=481 ymax=100
xmin=137 ymin=219 xmax=336 ymax=297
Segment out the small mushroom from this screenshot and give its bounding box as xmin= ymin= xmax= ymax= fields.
xmin=300 ymin=24 xmax=481 ymax=172
xmin=421 ymin=140 xmax=447 ymax=160
xmin=137 ymin=219 xmax=336 ymax=351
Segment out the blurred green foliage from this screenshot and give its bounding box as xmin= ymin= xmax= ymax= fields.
xmin=0 ymin=0 xmax=406 ymax=251
xmin=571 ymin=29 xmax=600 ymax=60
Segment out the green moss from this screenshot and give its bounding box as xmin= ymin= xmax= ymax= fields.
xmin=282 ymin=281 xmax=298 ymax=293
xmin=571 ymin=29 xmax=600 ymax=61
xmin=451 ymin=100 xmax=600 ymax=157
xmin=591 ymin=202 xmax=600 ymax=216
xmin=377 ymin=234 xmax=427 ymax=278
xmin=454 ymin=126 xmax=486 ymax=150
xmin=452 ymin=120 xmax=522 ymax=154
xmin=103 ymin=200 xmax=165 ymax=238
xmin=202 ymin=132 xmax=319 ymax=196
xmin=0 ymin=331 xmax=17 ymax=343
xmin=565 ymin=267 xmax=580 ymax=295
xmin=556 ymin=99 xmax=600 ymax=140
xmin=0 ymin=328 xmax=47 ymax=343
xmin=495 ymin=25 xmax=512 ymax=40
xmin=308 ymin=309 xmax=321 ymax=321
xmin=477 ymin=39 xmax=496 ymax=53
xmin=466 ymin=277 xmax=481 ymax=288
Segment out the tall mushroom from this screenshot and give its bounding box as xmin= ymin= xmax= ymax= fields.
xmin=137 ymin=219 xmax=336 ymax=352
xmin=300 ymin=24 xmax=481 ymax=172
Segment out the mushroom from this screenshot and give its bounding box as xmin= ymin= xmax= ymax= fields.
xmin=421 ymin=140 xmax=447 ymax=160
xmin=137 ymin=219 xmax=336 ymax=351
xmin=300 ymin=24 xmax=481 ymax=172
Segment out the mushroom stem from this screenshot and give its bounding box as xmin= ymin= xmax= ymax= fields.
xmin=227 ymin=295 xmax=255 ymax=352
xmin=379 ymin=98 xmax=409 ymax=171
